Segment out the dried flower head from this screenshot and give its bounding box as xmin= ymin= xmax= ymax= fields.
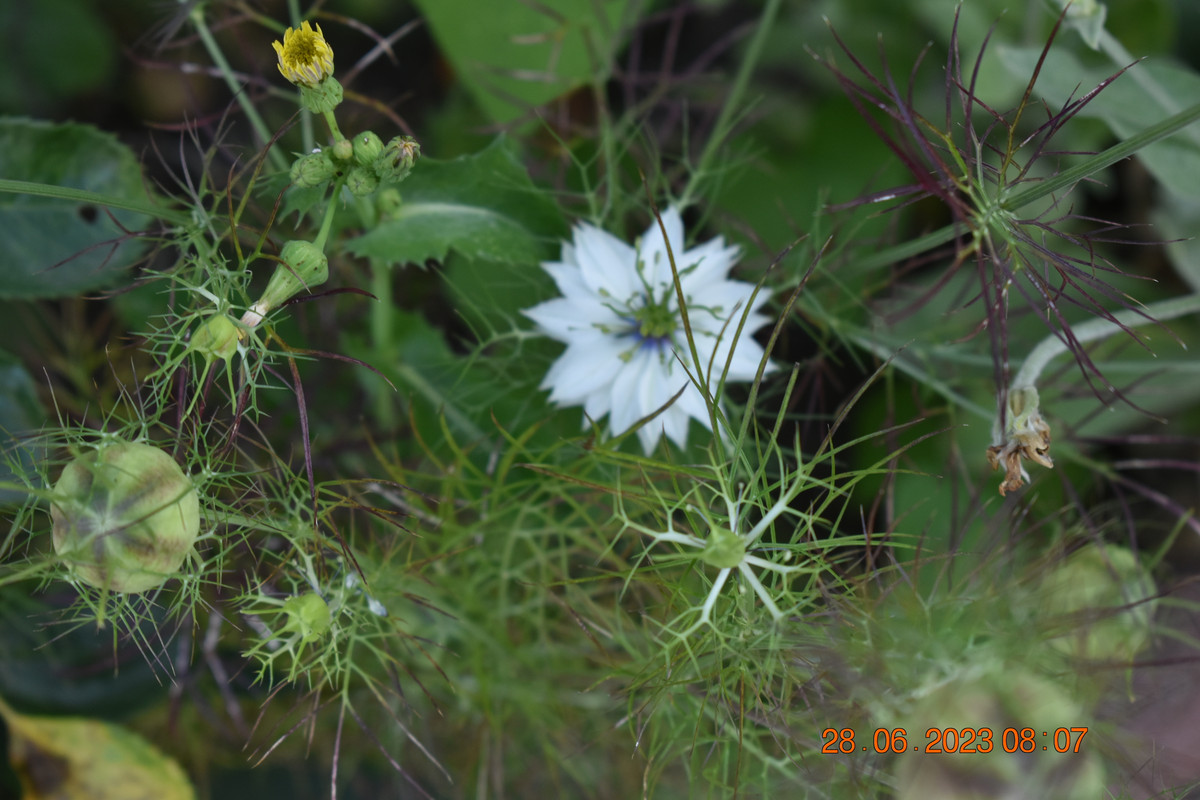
xmin=987 ymin=386 xmax=1053 ymax=496
xmin=272 ymin=21 xmax=334 ymax=87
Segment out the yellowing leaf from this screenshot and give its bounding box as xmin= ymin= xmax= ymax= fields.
xmin=1 ymin=698 xmax=195 ymax=800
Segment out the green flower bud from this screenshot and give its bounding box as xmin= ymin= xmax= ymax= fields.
xmin=700 ymin=527 xmax=744 ymax=569
xmin=297 ymin=76 xmax=344 ymax=115
xmin=375 ymin=135 xmax=420 ymax=184
xmin=243 ymin=240 xmax=329 ymax=327
xmin=51 ymin=441 xmax=200 ymax=594
xmin=352 ymin=131 xmax=383 ymax=166
xmin=345 ymin=165 xmax=379 ymax=197
xmin=282 ymin=593 xmax=331 ymax=642
xmin=331 ymin=138 xmax=354 ymax=162
xmin=375 ymin=188 xmax=403 ymax=220
xmin=290 ymin=151 xmax=338 ymax=188
xmin=189 ymin=314 xmax=240 ymax=362
xmin=1039 ymin=543 xmax=1155 ymax=663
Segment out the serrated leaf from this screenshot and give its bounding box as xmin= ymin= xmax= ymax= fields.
xmin=346 ymin=137 xmax=566 ymax=269
xmin=0 ymin=118 xmax=152 ymax=298
xmin=996 ymin=45 xmax=1200 ymax=199
xmin=1 ymin=696 xmax=195 ymax=800
xmin=411 ymin=0 xmax=631 ymax=124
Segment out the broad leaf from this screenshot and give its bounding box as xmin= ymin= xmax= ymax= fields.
xmin=346 ymin=137 xmax=566 ymax=269
xmin=1 ymin=696 xmax=195 ymax=800
xmin=996 ymin=45 xmax=1200 ymax=200
xmin=411 ymin=0 xmax=631 ymax=124
xmin=0 ymin=118 xmax=152 ymax=298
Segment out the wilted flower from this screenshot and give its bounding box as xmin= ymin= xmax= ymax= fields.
xmin=987 ymin=385 xmax=1053 ymax=496
xmin=272 ymin=21 xmax=335 ymax=88
xmin=522 ymin=207 xmax=772 ymax=453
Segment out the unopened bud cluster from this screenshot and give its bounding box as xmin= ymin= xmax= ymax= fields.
xmin=289 ymin=133 xmax=420 ymax=197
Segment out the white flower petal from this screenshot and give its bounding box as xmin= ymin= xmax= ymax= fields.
xmin=541 ymin=260 xmax=593 ymax=301
xmin=573 ymin=223 xmax=639 ymax=300
xmin=658 ymin=403 xmax=692 ymax=450
xmin=583 ymin=388 xmax=612 ymax=426
xmin=637 ymin=207 xmax=686 ymax=290
xmin=608 ymin=347 xmax=654 ymax=439
xmin=675 ymin=380 xmax=713 ymax=425
xmin=608 ymin=347 xmax=687 ymax=451
xmin=541 ymin=335 xmax=628 ymax=403
xmin=678 ymin=238 xmax=740 ymax=287
xmin=523 ymin=204 xmax=776 ymax=452
xmin=522 ymin=297 xmax=621 ymax=341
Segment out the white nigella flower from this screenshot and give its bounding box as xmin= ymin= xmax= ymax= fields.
xmin=522 ymin=207 xmax=773 ymax=453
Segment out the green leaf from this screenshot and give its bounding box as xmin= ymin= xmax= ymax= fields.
xmin=996 ymin=45 xmax=1200 ymax=199
xmin=0 ymin=118 xmax=152 ymax=298
xmin=0 ymin=349 xmax=43 ymax=505
xmin=1 ymin=695 xmax=195 ymax=800
xmin=411 ymin=0 xmax=632 ymax=124
xmin=346 ymin=137 xmax=567 ymax=269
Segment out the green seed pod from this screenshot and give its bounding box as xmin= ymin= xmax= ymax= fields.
xmin=352 ymin=131 xmax=383 ymax=166
xmin=245 ymin=240 xmax=329 ymax=326
xmin=345 ymin=165 xmax=379 ymax=197
xmin=189 ymin=314 xmax=240 ymax=362
xmin=1039 ymin=543 xmax=1155 ymax=663
xmin=282 ymin=593 xmax=332 ymax=642
xmin=290 ymin=151 xmax=337 ymax=188
xmin=51 ymin=441 xmax=200 ymax=594
xmin=375 ymin=135 xmax=419 ymax=184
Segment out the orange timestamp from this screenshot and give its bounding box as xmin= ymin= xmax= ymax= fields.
xmin=820 ymin=726 xmax=1088 ymax=755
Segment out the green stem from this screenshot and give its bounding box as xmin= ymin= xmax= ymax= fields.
xmin=0 ymin=179 xmax=191 ymax=226
xmin=189 ymin=5 xmax=289 ymax=174
xmin=1012 ymin=293 xmax=1200 ymax=390
xmin=676 ymin=0 xmax=781 ymax=210
xmin=322 ymin=110 xmax=346 ymax=143
xmin=369 ymin=261 xmax=396 ymax=429
xmin=311 ymin=176 xmax=345 ymax=252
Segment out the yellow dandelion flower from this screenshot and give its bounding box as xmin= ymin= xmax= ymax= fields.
xmin=272 ymin=21 xmax=334 ymax=87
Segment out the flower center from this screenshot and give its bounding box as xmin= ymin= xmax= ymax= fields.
xmin=632 ymin=292 xmax=676 ymax=343
xmin=286 ymin=35 xmax=322 ymax=67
